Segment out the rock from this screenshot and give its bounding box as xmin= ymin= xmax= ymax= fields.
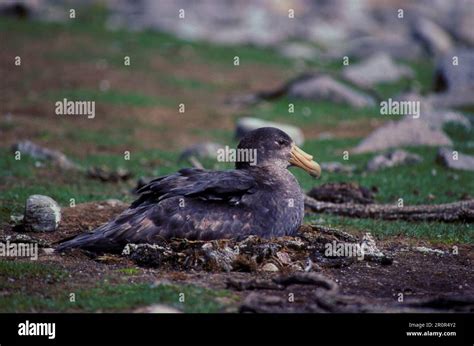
xmin=0 ymin=233 xmax=49 ymax=247
xmin=367 ymin=150 xmax=423 ymax=172
xmin=320 ymin=162 xmax=356 ymax=174
xmin=10 ymin=214 xmax=24 ymax=225
xmin=430 ymin=49 xmax=474 ymax=107
xmin=201 ymin=242 xmax=237 ymax=272
xmin=235 ymin=117 xmax=304 ymax=146
xmin=428 ymin=110 xmax=472 ymax=131
xmin=0 ymin=0 xmax=39 ymax=18
xmin=353 ymin=119 xmax=452 ymax=154
xmin=179 ymin=142 xmax=222 ymax=161
xmin=276 ymin=251 xmax=292 ymax=265
xmin=261 ymin=263 xmax=279 ymax=272
xmin=104 ymin=199 xmax=128 ymax=208
xmin=278 ymin=43 xmax=319 ymax=60
xmin=394 ymin=92 xmax=471 ymax=130
xmin=122 ymin=243 xmax=168 ymax=267
xmin=341 ymin=33 xmax=423 ymax=60
xmin=87 ymin=166 xmax=132 ymax=182
xmin=226 ymin=93 xmax=261 ymax=107
xmin=23 ymin=195 xmax=61 ymax=232
xmin=449 ymin=1 xmax=474 ymax=46
xmin=361 ymin=233 xmax=392 ymax=264
xmin=42 ymin=248 xmax=55 ymax=255
xmin=273 ymin=272 xmax=339 ymax=292
xmin=134 ymin=304 xmax=181 ymax=313
xmin=12 ymin=140 xmax=79 ymax=170
xmin=287 ymin=75 xmax=375 ymax=109
xmin=413 ymin=246 xmax=444 ymax=255
xmin=308 ymin=183 xmax=375 ymax=204
xmin=412 ymin=17 xmax=453 ymax=56
xmin=342 ymin=53 xmax=413 ymax=88
xmin=436 ymin=148 xmax=474 ymax=172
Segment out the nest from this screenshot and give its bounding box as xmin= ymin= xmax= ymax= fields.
xmin=121 ymin=225 xmax=392 ymax=273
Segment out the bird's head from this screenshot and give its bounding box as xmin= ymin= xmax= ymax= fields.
xmin=236 ymin=127 xmax=321 ymax=178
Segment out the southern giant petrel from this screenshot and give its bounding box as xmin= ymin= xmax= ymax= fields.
xmin=56 ymin=127 xmax=321 ymax=253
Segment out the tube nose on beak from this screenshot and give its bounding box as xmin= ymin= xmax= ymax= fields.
xmin=289 ymin=144 xmax=321 ymax=178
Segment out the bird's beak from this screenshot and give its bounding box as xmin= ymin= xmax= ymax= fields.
xmin=289 ymin=144 xmax=321 ymax=178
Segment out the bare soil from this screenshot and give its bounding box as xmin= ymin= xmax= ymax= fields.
xmin=1 ymin=201 xmax=472 ymax=312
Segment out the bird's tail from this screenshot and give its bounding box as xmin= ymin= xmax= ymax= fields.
xmin=55 ymin=223 xmax=120 ymax=253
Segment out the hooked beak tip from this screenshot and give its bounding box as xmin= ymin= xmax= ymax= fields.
xmin=289 ymin=144 xmax=321 ymax=178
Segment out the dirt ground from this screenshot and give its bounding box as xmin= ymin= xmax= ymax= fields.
xmin=2 ymin=201 xmax=472 ymax=313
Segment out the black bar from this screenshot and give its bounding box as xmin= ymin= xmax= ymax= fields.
xmin=0 ymin=313 xmax=472 ymax=345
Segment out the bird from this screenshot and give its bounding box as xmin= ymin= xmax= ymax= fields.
xmin=56 ymin=127 xmax=321 ymax=253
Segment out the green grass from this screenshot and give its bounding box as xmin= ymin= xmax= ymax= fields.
xmin=0 ymin=281 xmax=233 ymax=312
xmin=248 ymin=97 xmax=378 ymax=128
xmin=306 ymin=215 xmax=472 ymax=244
xmin=161 ymin=76 xmax=216 ymax=91
xmin=116 ymin=267 xmax=140 ymax=276
xmin=0 ymin=4 xmax=294 ymax=70
xmin=46 ymin=88 xmax=173 ymax=107
xmin=0 ymin=261 xmax=66 ymax=284
xmin=296 ymin=140 xmax=474 ymax=206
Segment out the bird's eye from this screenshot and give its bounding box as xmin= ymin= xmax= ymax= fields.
xmin=275 ymin=139 xmax=287 ymax=146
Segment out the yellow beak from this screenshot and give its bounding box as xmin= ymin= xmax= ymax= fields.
xmin=289 ymin=144 xmax=321 ymax=178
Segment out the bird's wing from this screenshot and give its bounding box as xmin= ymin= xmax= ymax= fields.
xmin=132 ymin=168 xmax=258 ymax=207
xmin=56 ymin=169 xmax=260 ymax=252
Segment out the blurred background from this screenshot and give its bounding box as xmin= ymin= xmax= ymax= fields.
xmin=1 ymin=0 xmax=473 ymax=243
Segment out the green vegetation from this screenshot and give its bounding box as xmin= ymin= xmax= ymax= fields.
xmin=249 ymin=97 xmax=378 ymax=128
xmin=0 ymin=278 xmax=233 ymax=312
xmin=116 ymin=267 xmax=140 ymax=276
xmin=46 ymin=89 xmax=173 ymax=107
xmin=0 ymin=261 xmax=66 ymax=283
xmin=306 ymin=215 xmax=472 ymax=244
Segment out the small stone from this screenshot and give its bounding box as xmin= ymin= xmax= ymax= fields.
xmin=11 ymin=140 xmax=78 ymax=170
xmin=320 ymin=162 xmax=356 ymax=174
xmin=261 ymin=262 xmax=279 ymax=272
xmin=105 ymin=199 xmax=127 ymax=208
xmin=287 ymin=74 xmax=375 ymax=109
xmin=235 ymin=117 xmax=304 ymax=146
xmin=413 ymin=17 xmax=453 ymax=56
xmin=134 ymin=304 xmax=181 ymax=313
xmin=179 ymin=142 xmax=223 ymax=162
xmin=42 ymin=248 xmax=55 ymax=255
xmin=436 ymin=148 xmax=474 ymax=172
xmin=87 ymin=166 xmax=132 ymax=182
xmin=367 ymin=150 xmax=422 ymax=172
xmin=342 ymin=53 xmax=413 ymax=88
xmin=308 ymin=182 xmax=375 ymax=204
xmin=23 ymin=195 xmax=61 ymax=232
xmin=10 ymin=214 xmax=24 ymax=225
xmin=278 ymin=43 xmax=319 ymax=60
xmin=413 ymin=246 xmax=444 ymax=255
xmin=276 ymin=251 xmax=291 ymax=265
xmin=430 ymin=49 xmax=474 ymax=108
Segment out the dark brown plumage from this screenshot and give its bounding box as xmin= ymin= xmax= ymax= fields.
xmin=56 ymin=127 xmax=321 ymax=253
